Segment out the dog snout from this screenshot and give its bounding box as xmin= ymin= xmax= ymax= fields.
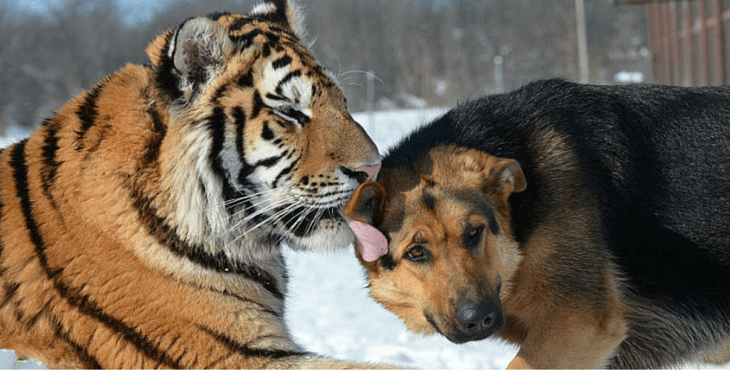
xmin=453 ymin=296 xmax=503 ymax=342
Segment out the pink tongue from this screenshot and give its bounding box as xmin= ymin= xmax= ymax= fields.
xmin=347 ymin=218 xmax=388 ymax=262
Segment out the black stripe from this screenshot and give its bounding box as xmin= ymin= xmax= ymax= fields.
xmin=207 ymin=107 xmax=238 ymax=204
xmin=268 ymin=25 xmax=294 ymax=39
xmin=251 ymin=91 xmax=265 ymax=119
xmin=216 ymin=287 xmax=280 ymax=317
xmin=264 ymin=32 xmax=281 ymax=45
xmin=155 ymin=32 xmax=183 ymax=102
xmin=167 ymin=335 xmax=184 ymax=364
xmin=272 ymin=55 xmax=292 ymax=70
xmin=233 ymin=104 xmax=257 ymax=217
xmin=125 ymin=179 xmax=285 ymax=300
xmin=261 ymin=43 xmax=272 ymax=58
xmin=266 ymin=93 xmax=288 ymax=102
xmin=276 ymin=70 xmax=302 ymax=94
xmin=228 ymin=16 xmax=253 ymax=31
xmin=0 ymin=282 xmax=19 ymax=311
xmin=272 ymin=157 xmax=298 ymax=189
xmin=231 ymin=29 xmax=262 ymax=46
xmin=232 ymin=109 xmax=269 ymax=229
xmin=9 ymin=141 xmax=181 ymax=369
xmin=255 ymin=153 xmax=285 ymax=168
xmin=213 ymin=84 xmax=230 ymax=102
xmin=261 ymin=122 xmax=275 ymax=141
xmin=238 ymin=70 xmax=255 ymax=87
xmin=198 ymin=325 xmax=309 ymax=362
xmin=51 ymin=316 xmax=103 ymax=369
xmin=233 ymin=107 xmax=255 ymax=185
xmin=41 ymin=119 xmax=61 ymax=208
xmin=141 ymin=106 xmax=168 ymax=168
xmin=75 ymin=82 xmax=106 ymax=151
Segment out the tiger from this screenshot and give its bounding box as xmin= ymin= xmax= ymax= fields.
xmin=0 ymin=1 xmax=388 ymax=368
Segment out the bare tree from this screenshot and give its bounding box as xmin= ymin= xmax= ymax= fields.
xmin=0 ymin=0 xmax=650 ymax=133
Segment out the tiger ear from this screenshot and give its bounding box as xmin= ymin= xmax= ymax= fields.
xmin=251 ymin=0 xmax=307 ymax=40
xmin=168 ymin=17 xmax=234 ymax=102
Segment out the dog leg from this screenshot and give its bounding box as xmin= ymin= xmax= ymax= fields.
xmin=506 ymin=309 xmax=626 ymax=369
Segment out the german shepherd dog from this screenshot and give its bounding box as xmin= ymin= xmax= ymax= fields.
xmin=344 ymin=79 xmax=730 ymax=368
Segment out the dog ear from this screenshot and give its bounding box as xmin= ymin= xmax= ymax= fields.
xmin=447 ymin=147 xmax=526 ymax=199
xmin=484 ymin=158 xmax=527 ymax=201
xmin=345 ymin=180 xmax=388 ymax=226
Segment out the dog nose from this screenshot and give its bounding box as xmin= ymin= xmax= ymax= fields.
xmin=455 ymin=297 xmax=499 ymax=335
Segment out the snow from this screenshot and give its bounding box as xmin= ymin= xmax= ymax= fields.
xmin=0 ymin=109 xmax=724 ymax=369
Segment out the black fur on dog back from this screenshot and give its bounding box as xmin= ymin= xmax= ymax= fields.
xmin=384 ymin=79 xmax=730 ymax=368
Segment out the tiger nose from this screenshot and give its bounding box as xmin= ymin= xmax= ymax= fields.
xmin=356 ymin=164 xmax=381 ymax=181
xmin=341 ymin=163 xmax=381 ymax=184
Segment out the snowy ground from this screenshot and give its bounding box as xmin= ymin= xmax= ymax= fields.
xmin=0 ymin=109 xmax=725 ymax=369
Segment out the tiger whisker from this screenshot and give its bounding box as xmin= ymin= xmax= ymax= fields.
xmin=226 ymin=198 xmax=293 ymax=237
xmin=222 ymin=189 xmax=272 ymax=206
xmin=225 ymin=201 xmax=302 ymax=248
xmin=337 ymin=70 xmax=385 ymax=85
xmin=285 ymin=201 xmax=314 ymax=236
xmin=304 ymin=205 xmax=326 ymax=238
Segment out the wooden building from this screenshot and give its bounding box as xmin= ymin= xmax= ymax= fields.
xmin=620 ymin=0 xmax=730 ymax=86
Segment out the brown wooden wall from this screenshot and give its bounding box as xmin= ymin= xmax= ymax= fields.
xmin=639 ymin=0 xmax=730 ymax=85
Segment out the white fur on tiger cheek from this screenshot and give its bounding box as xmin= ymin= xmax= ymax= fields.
xmin=261 ymin=62 xmax=314 ymax=113
xmin=162 ymin=125 xmax=230 ymax=250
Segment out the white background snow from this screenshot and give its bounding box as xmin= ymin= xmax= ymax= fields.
xmin=0 ymin=109 xmax=725 ymax=369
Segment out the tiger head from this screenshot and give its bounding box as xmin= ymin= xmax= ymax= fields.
xmin=144 ymin=0 xmax=380 ymax=252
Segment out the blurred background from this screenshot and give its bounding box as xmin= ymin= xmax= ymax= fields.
xmin=0 ymin=0 xmax=655 ymax=134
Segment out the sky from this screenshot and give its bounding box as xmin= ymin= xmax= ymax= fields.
xmin=9 ymin=0 xmax=172 ymax=24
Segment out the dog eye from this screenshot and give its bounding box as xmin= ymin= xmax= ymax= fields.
xmin=464 ymin=225 xmax=485 ymax=250
xmin=404 ymin=245 xmax=429 ymax=263
xmin=273 ymin=106 xmax=310 ymax=125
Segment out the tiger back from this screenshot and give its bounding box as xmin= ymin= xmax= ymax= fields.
xmin=0 ymin=1 xmax=385 ymax=368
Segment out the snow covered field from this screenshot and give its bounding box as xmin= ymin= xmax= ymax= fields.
xmin=0 ymin=109 xmax=725 ymax=369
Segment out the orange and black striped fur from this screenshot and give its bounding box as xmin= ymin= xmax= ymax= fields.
xmin=347 ymin=79 xmax=730 ymax=368
xmin=0 ymin=1 xmax=387 ymax=368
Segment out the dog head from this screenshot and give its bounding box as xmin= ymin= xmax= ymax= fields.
xmin=345 ymin=145 xmax=526 ymax=344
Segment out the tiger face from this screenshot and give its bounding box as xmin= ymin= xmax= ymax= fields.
xmin=146 ymin=1 xmax=380 ymax=252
